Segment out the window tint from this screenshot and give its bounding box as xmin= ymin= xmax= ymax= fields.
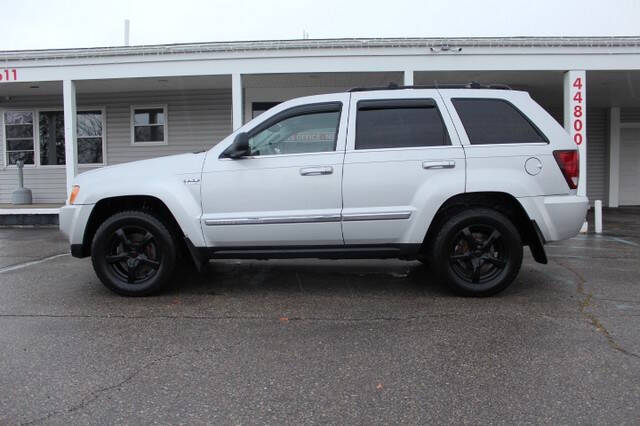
xmin=248 ymin=108 xmax=340 ymax=156
xmin=452 ymin=99 xmax=546 ymax=145
xmin=355 ymin=100 xmax=449 ymax=150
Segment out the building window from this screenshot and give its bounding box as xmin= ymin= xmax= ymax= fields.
xmin=131 ymin=105 xmax=167 ymax=145
xmin=37 ymin=109 xmax=105 ymax=166
xmin=39 ymin=111 xmax=66 ymax=165
xmin=77 ymin=110 xmax=105 ymax=164
xmin=355 ymin=99 xmax=450 ymax=150
xmin=4 ymin=109 xmax=105 ymax=167
xmin=4 ymin=111 xmax=35 ymax=165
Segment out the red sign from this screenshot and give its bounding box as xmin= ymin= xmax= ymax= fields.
xmin=571 ymin=76 xmax=584 ymax=146
xmin=0 ymin=69 xmax=18 ymax=82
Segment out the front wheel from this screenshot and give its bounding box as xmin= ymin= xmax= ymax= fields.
xmin=91 ymin=211 xmax=177 ymax=296
xmin=430 ymin=208 xmax=523 ymax=297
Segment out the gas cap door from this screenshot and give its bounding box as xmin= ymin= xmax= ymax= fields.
xmin=525 ymin=157 xmax=543 ymax=176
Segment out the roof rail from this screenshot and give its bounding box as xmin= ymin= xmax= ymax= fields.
xmin=348 ymin=81 xmax=512 ymax=92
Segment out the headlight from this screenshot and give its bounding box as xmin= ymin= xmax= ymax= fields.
xmin=69 ymin=185 xmax=80 ymax=205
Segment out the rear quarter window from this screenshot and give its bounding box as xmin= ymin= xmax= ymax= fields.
xmin=452 ymin=98 xmax=547 ymax=145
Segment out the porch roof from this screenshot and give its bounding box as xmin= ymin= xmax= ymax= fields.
xmin=3 ymin=36 xmax=640 ymax=62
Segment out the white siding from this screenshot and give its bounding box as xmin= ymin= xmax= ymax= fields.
xmin=0 ymin=89 xmax=231 ymax=203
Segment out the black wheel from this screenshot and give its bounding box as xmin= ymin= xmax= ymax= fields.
xmin=91 ymin=210 xmax=177 ymax=296
xmin=431 ymin=208 xmax=522 ymax=297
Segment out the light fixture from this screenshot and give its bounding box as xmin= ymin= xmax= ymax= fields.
xmin=430 ymin=46 xmax=462 ymax=53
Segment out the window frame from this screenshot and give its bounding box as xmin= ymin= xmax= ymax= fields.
xmin=451 ymin=97 xmax=549 ymax=146
xmin=130 ymin=104 xmax=169 ymax=146
xmin=2 ymin=107 xmax=107 ymax=169
xmin=2 ymin=109 xmax=36 ymax=168
xmin=354 ymin=98 xmax=451 ymax=151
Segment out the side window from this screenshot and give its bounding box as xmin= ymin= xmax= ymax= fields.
xmin=248 ymin=104 xmax=341 ymax=156
xmin=452 ymin=98 xmax=547 ymax=145
xmin=355 ymin=99 xmax=450 ymax=150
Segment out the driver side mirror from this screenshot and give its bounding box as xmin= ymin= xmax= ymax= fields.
xmin=223 ymin=132 xmax=250 ymax=159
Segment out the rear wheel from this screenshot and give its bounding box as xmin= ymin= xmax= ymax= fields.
xmin=91 ymin=211 xmax=177 ymax=296
xmin=431 ymin=208 xmax=522 ymax=296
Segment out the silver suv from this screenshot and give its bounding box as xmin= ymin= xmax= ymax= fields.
xmin=60 ymin=84 xmax=588 ymax=297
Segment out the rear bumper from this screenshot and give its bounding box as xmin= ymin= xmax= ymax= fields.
xmin=518 ymin=195 xmax=589 ymax=242
xmin=59 ymin=204 xmax=94 ymax=257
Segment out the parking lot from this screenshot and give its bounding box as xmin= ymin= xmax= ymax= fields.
xmin=1 ymin=209 xmax=639 ymax=424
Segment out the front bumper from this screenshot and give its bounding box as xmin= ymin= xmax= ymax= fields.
xmin=518 ymin=195 xmax=589 ymax=242
xmin=59 ymin=204 xmax=95 ymax=256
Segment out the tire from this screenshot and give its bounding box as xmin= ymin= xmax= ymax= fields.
xmin=430 ymin=208 xmax=523 ymax=297
xmin=91 ymin=210 xmax=177 ymax=296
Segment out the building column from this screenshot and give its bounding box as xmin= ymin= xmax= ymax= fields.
xmin=563 ymin=70 xmax=587 ymax=197
xmin=608 ymin=107 xmax=621 ymax=207
xmin=403 ymin=70 xmax=414 ymax=86
xmin=232 ymin=73 xmax=243 ymax=131
xmin=63 ymin=79 xmax=78 ymax=198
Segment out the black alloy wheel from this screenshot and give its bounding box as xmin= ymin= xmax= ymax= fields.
xmin=449 ymin=225 xmax=507 ymax=284
xmin=431 ymin=208 xmax=523 ymax=296
xmin=106 ymin=226 xmax=160 ymax=284
xmin=91 ymin=210 xmax=177 ymax=296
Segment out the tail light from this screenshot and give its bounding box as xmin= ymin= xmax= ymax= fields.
xmin=553 ymin=150 xmax=579 ymax=190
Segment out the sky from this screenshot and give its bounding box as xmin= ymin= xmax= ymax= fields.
xmin=1 ymin=0 xmax=639 ymax=51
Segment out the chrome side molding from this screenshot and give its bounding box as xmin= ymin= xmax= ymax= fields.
xmin=341 ymin=211 xmax=412 ymax=221
xmin=205 ymin=211 xmax=412 ymax=226
xmin=205 ymin=214 xmax=341 ymax=226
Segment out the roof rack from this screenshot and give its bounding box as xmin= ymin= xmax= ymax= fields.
xmin=348 ymin=81 xmax=512 ymax=92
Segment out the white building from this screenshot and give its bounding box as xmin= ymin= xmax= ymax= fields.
xmin=0 ymin=37 xmax=639 ymax=206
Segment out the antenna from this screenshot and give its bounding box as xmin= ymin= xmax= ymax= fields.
xmin=302 ymin=30 xmax=309 ymax=40
xmin=124 ymin=19 xmax=130 ymax=46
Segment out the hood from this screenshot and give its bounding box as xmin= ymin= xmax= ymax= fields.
xmin=74 ymin=152 xmax=206 ymax=186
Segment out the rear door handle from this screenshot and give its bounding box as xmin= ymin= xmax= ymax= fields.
xmin=300 ymin=166 xmax=333 ymax=176
xmin=422 ymin=160 xmax=456 ymax=170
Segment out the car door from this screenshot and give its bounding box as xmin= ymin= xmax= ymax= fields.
xmin=200 ymin=94 xmax=349 ymax=248
xmin=341 ymin=89 xmax=466 ymax=246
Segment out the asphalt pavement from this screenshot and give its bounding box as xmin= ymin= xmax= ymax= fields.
xmin=0 ymin=209 xmax=639 ymax=424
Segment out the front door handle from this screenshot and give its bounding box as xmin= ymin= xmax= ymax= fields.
xmin=300 ymin=166 xmax=333 ymax=176
xmin=422 ymin=160 xmax=456 ymax=170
